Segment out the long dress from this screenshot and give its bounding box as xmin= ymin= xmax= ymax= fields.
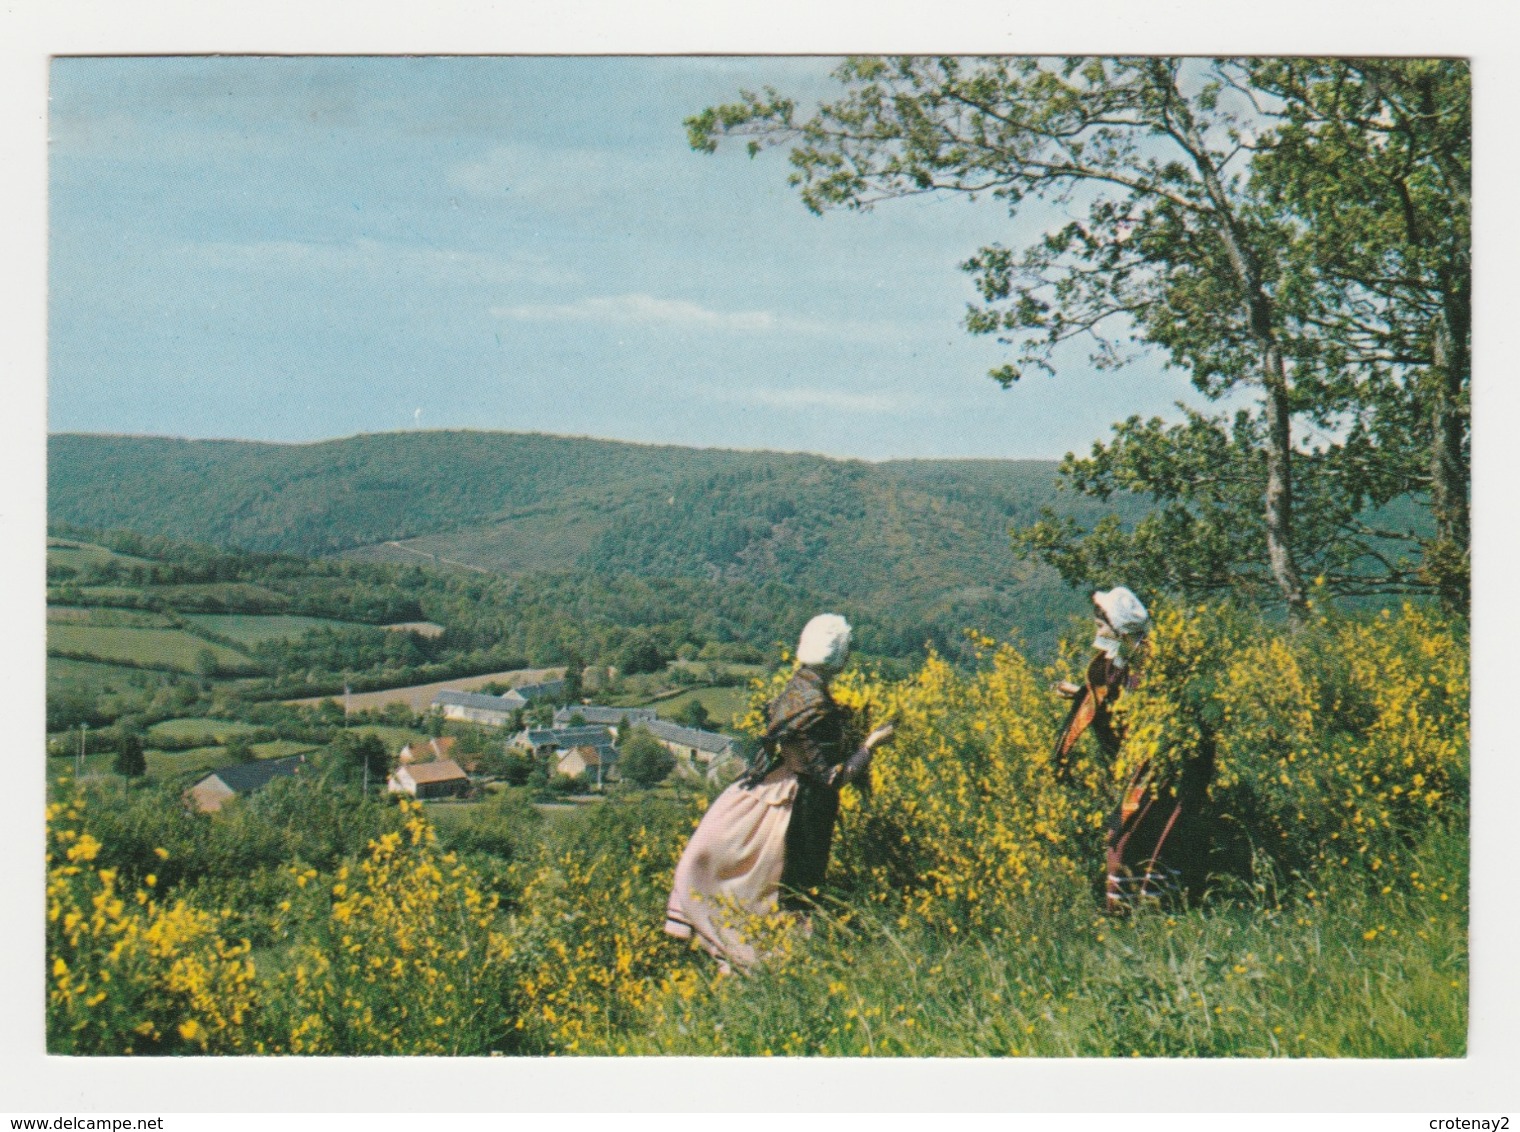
xmin=663 ymin=665 xmax=867 ymax=966
xmin=1054 ymin=649 xmax=1212 ymax=911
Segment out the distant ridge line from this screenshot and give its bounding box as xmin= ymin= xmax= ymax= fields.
xmin=47 ymin=428 xmax=1061 ymax=468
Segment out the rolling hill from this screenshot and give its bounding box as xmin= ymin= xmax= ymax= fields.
xmin=48 ymin=431 xmax=1129 ymax=655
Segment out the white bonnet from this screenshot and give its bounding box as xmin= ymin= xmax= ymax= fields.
xmin=797 ymin=613 xmax=852 ymax=670
xmin=1092 ymin=587 xmax=1149 ymax=666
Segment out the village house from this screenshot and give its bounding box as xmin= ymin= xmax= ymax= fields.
xmin=387 ymin=758 xmax=470 ymax=800
xmin=515 ymin=724 xmax=619 ymax=784
xmin=555 ymin=745 xmax=616 ymax=788
xmin=398 ymin=735 xmax=457 ymax=765
xmin=185 ymin=754 xmax=306 ymax=814
xmin=551 ymin=704 xmax=657 ymax=734
xmin=432 ymin=679 xmax=568 ymax=727
xmin=513 ymin=724 xmax=616 ymax=758
xmin=433 ymin=689 xmax=527 ymax=726
xmin=644 ymin=719 xmax=739 ymax=766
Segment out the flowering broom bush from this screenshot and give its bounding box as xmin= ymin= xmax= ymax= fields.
xmin=256 ymin=800 xmax=518 ymax=1055
xmin=804 ymin=601 xmax=1465 ymax=925
xmin=506 ymin=795 xmax=707 ymax=1054
xmin=46 ymin=798 xmax=258 ymax=1054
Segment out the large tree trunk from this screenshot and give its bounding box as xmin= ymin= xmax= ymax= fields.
xmin=1261 ymin=345 xmax=1308 ymax=621
xmin=1172 ymin=87 xmax=1311 ymax=623
xmin=1429 ymin=295 xmax=1470 ymax=609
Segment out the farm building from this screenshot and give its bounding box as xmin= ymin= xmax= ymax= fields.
xmin=387 ymin=758 xmax=470 ymax=800
xmin=433 ymin=689 xmax=527 ymax=726
xmin=514 ymin=724 xmax=617 ymax=758
xmin=645 ymin=719 xmax=739 ymax=766
xmin=514 ymin=679 xmax=566 ymax=701
xmin=552 ymin=704 xmax=657 ymax=732
xmin=433 ymin=679 xmax=567 ymax=727
xmin=185 ymin=754 xmax=306 ymax=814
xmin=398 ymin=735 xmax=457 ymax=765
xmin=555 ymin=745 xmax=616 ymax=786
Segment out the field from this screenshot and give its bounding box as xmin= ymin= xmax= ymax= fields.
xmin=48 ymin=606 xmax=176 ymax=627
xmin=47 ymin=655 xmax=174 ymax=699
xmin=284 ymin=666 xmax=565 ymax=712
xmin=47 ymin=623 xmax=249 ymax=672
xmin=647 ymin=686 xmax=754 ymax=729
xmin=340 ymin=724 xmax=430 ymax=752
xmin=47 ymin=539 xmax=156 ymax=572
xmin=380 ymin=621 xmax=445 ymax=638
xmin=148 ymin=718 xmax=261 ymax=743
xmin=181 ymin=612 xmax=363 ymax=646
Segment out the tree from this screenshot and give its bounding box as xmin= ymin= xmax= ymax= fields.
xmin=561 ymin=649 xmax=584 ymax=704
xmin=1247 ymin=58 xmax=1470 ymax=607
xmin=325 ymin=731 xmax=388 ymax=786
xmin=617 ymin=726 xmax=676 ymax=788
xmin=223 ymin=734 xmax=257 ymax=764
xmin=615 ymin=632 xmax=665 ymax=676
xmin=113 ymin=731 xmax=147 ymax=778
xmin=672 ymin=698 xmax=711 ymax=730
xmin=689 ymin=56 xmax=1465 ymax=617
xmin=499 ymin=749 xmax=534 ymax=787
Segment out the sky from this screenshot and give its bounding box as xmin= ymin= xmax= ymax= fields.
xmin=46 ymin=54 xmax=1206 ymax=461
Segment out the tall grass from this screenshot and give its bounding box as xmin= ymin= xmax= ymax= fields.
xmin=611 ymin=822 xmax=1466 ymax=1058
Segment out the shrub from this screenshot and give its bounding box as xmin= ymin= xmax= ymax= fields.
xmin=46 ymin=798 xmax=258 ymax=1054
xmin=258 ymin=802 xmax=520 ymax=1055
xmin=619 ymin=727 xmax=676 ymax=788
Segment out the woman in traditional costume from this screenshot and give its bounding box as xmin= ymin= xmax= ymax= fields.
xmin=1052 ymin=587 xmax=1211 ymax=912
xmin=663 ymin=614 xmax=894 ymax=967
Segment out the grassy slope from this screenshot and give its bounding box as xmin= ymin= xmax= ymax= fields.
xmin=180 ymin=613 xmax=365 ymax=646
xmin=47 ymin=624 xmax=249 ymax=672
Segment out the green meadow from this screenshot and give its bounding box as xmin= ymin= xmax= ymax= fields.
xmin=47 ymin=623 xmax=249 ymax=673
xmin=180 ymin=613 xmax=365 ymax=646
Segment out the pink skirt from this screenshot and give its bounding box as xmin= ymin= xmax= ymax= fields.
xmin=664 ymin=767 xmax=797 ymax=968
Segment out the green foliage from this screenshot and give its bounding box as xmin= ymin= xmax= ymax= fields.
xmin=670 ymin=698 xmax=711 ymax=730
xmin=618 ymin=726 xmax=676 ymax=788
xmin=223 ymin=735 xmax=257 ymax=764
xmin=1247 ymin=59 xmax=1470 ymax=608
xmin=113 ymin=731 xmax=147 ymax=778
xmin=498 ymin=750 xmax=535 ymax=786
xmin=49 ymin=434 xmax=1111 ymax=665
xmin=688 ymin=56 xmax=1468 ymax=615
xmin=615 ymin=823 xmax=1466 ymax=1057
xmin=430 ymin=787 xmax=542 ymax=865
xmin=321 ymin=731 xmax=388 ymax=786
xmin=615 ymin=632 xmax=666 ymax=676
xmin=45 ymin=599 xmax=1468 ymax=1056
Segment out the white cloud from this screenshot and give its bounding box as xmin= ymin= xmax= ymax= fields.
xmin=494 ymin=293 xmax=781 ymax=333
xmin=493 ymin=292 xmax=899 ymax=341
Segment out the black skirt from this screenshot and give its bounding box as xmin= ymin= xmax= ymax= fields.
xmin=777 ymin=776 xmax=841 ymax=909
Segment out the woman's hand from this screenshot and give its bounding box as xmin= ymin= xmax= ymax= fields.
xmin=864 ymin=722 xmax=896 ymax=750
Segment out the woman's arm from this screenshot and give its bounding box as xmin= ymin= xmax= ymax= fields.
xmin=828 ymin=723 xmax=895 ymax=788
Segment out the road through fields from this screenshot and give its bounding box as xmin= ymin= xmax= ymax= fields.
xmin=285 ymin=666 xmax=565 ymax=713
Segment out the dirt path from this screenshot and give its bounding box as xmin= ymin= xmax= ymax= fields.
xmin=285 ymin=666 xmax=565 ymax=713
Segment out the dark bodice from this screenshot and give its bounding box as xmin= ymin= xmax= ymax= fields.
xmin=744 ymin=666 xmax=852 ymax=788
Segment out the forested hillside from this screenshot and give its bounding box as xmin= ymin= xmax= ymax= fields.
xmin=50 ymin=431 xmax=1122 ymax=656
